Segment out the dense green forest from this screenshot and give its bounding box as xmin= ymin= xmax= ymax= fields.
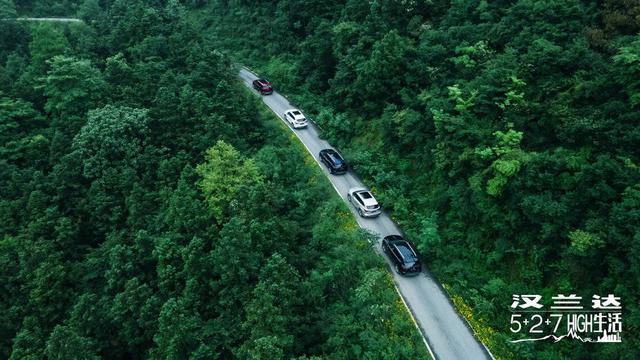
xmin=192 ymin=0 xmax=640 ymax=359
xmin=0 ymin=0 xmax=430 ymax=358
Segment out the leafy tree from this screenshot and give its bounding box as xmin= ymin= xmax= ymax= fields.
xmin=27 ymin=23 xmax=70 ymax=76
xmin=110 ymin=278 xmax=160 ymax=351
xmin=41 ymin=55 xmax=105 ymax=116
xmin=0 ymin=0 xmax=17 ymax=18
xmin=149 ymin=297 xmax=209 ymax=359
xmin=78 ymin=0 xmax=101 ymax=22
xmin=196 ymin=140 xmax=263 ymax=221
xmin=613 ymin=36 xmax=640 ymax=107
xmin=0 ymin=96 xmax=42 ymax=145
xmin=355 ymin=30 xmax=414 ymax=113
xmin=476 ymin=126 xmax=531 ymax=197
xmin=72 ymin=105 xmax=149 ymax=179
xmin=45 ymin=325 xmax=100 ymax=360
xmin=237 ymin=253 xmax=300 ymax=358
xmin=103 ymin=53 xmax=136 ymax=104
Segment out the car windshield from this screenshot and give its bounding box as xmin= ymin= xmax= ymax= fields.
xmin=292 ymin=111 xmax=301 ymax=115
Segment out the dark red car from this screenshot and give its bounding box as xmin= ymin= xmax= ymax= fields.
xmin=252 ymin=79 xmax=273 ymax=95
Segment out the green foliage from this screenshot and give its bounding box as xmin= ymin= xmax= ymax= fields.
xmin=77 ymin=0 xmax=101 ymax=22
xmin=45 ymin=325 xmax=100 ymax=360
xmin=237 ymin=253 xmax=299 ymax=358
xmin=355 ymin=30 xmax=414 ymax=112
xmin=72 ymin=105 xmax=149 ymax=179
xmin=450 ymin=40 xmax=493 ymax=69
xmin=416 ymin=211 xmax=441 ymax=256
xmin=0 ymin=4 xmax=431 ymax=357
xmin=28 ymin=23 xmax=70 ymax=75
xmin=0 ymin=0 xmax=17 ymax=18
xmin=613 ymin=36 xmax=640 ymax=106
xmin=447 ymin=84 xmax=478 ymax=112
xmin=196 ymin=140 xmax=263 ymax=221
xmin=497 ymin=76 xmax=526 ymax=111
xmin=0 ymin=96 xmax=42 ymax=145
xmin=262 ymin=56 xmax=298 ymax=94
xmin=149 ymin=297 xmax=205 ymax=359
xmin=5 ymin=0 xmax=640 ymax=358
xmin=477 ymin=126 xmax=530 ymax=197
xmin=568 ymin=230 xmax=604 ymax=256
xmin=195 ymin=0 xmax=640 ymax=357
xmin=41 ymin=55 xmax=105 ymax=116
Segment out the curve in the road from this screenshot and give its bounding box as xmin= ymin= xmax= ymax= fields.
xmin=240 ymin=67 xmax=494 ymax=360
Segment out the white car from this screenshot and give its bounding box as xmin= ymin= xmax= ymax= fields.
xmin=347 ymin=187 xmax=381 ymax=217
xmin=283 ymin=109 xmax=308 ymax=129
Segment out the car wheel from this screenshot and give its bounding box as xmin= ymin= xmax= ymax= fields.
xmin=358 ymin=208 xmax=363 ymax=217
xmin=395 ymin=264 xmax=403 ymax=274
xmin=347 ymin=194 xmax=351 ymax=201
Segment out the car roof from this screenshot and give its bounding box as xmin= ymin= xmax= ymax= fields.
xmin=330 ymin=150 xmax=342 ymax=158
xmin=355 ymin=190 xmax=377 ymax=206
xmin=286 ymin=109 xmax=306 ymax=119
xmin=358 ymin=191 xmax=373 ymax=199
xmin=327 ymin=153 xmax=343 ymax=164
xmin=393 ymin=241 xmax=418 ymax=262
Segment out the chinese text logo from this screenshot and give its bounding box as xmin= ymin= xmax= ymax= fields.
xmin=510 ymin=294 xmax=622 ymax=343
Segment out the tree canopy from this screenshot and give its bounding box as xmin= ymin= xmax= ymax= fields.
xmin=197 ymin=0 xmax=640 ymax=358
xmin=0 ymin=1 xmax=428 ymax=359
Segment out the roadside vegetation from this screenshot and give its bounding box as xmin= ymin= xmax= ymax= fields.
xmin=193 ymin=1 xmax=640 ymax=358
xmin=0 ymin=1 xmax=429 ymax=358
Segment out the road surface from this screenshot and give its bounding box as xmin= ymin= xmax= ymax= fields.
xmin=0 ymin=17 xmax=83 ymax=22
xmin=240 ymin=68 xmax=493 ymax=360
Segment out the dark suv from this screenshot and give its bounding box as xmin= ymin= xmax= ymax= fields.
xmin=252 ymin=79 xmax=273 ymax=95
xmin=319 ymin=149 xmax=347 ymax=174
xmin=382 ymin=235 xmax=422 ymax=276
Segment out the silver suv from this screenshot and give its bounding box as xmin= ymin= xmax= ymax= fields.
xmin=347 ymin=187 xmax=381 ymax=217
xmin=283 ymin=109 xmax=308 ymax=129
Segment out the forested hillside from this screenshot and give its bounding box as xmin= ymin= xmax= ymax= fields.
xmin=194 ymin=0 xmax=640 ymax=358
xmin=0 ymin=1 xmax=429 ymax=358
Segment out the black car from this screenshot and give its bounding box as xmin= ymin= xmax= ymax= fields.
xmin=319 ymin=149 xmax=347 ymax=174
xmin=382 ymin=235 xmax=422 ymax=276
xmin=252 ymin=79 xmax=273 ymax=95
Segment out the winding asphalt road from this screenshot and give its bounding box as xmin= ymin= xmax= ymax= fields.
xmin=239 ymin=68 xmax=493 ymax=360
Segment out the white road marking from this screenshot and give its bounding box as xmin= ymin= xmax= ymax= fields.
xmin=1 ymin=17 xmax=83 ymax=22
